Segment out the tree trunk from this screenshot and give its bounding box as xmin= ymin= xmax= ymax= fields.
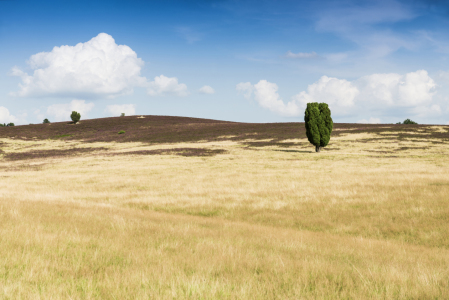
xmin=315 ymin=145 xmax=320 ymax=152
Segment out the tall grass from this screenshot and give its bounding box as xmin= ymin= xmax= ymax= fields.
xmin=0 ymin=126 xmax=448 ymax=299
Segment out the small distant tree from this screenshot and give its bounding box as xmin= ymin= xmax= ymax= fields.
xmin=6 ymin=123 xmax=14 ymax=126
xmin=70 ymin=111 xmax=81 ymax=124
xmin=120 ymin=113 xmax=125 ymax=117
xmin=304 ymin=102 xmax=333 ymax=152
xmin=43 ymin=118 xmax=50 ymax=124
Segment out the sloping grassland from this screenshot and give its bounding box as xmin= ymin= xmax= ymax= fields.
xmin=1 ymin=116 xmax=449 ymax=299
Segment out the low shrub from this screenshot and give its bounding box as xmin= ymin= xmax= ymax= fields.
xmin=397 ymin=119 xmax=418 ymax=124
xmin=403 ymin=119 xmax=418 ymax=124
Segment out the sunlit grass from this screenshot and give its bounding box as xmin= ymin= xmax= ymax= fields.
xmin=1 ymin=125 xmax=449 ymax=299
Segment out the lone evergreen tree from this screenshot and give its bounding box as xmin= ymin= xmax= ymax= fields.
xmin=304 ymin=102 xmax=333 ymax=152
xmin=43 ymin=118 xmax=50 ymax=124
xmin=70 ymin=111 xmax=81 ymax=124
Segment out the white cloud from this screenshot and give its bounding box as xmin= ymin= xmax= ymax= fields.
xmin=236 ymin=82 xmax=253 ymax=99
xmin=356 ymin=73 xmax=402 ymax=106
xmin=293 ymin=76 xmax=359 ymax=110
xmin=10 ymin=33 xmax=146 ymax=98
xmin=356 ymin=70 xmax=436 ymax=107
xmin=398 ymin=70 xmax=436 ymax=105
xmin=0 ymin=107 xmax=19 ymax=124
xmin=237 ymin=70 xmax=437 ymax=118
xmin=47 ymin=99 xmax=94 ymax=121
xmin=252 ymin=80 xmax=301 ymax=116
xmin=357 ymin=117 xmax=381 ymax=124
xmin=147 ymin=75 xmax=189 ymax=97
xmin=105 ymin=104 xmax=136 ymax=116
xmin=284 ymin=51 xmax=320 ymax=59
xmin=237 ymin=76 xmax=358 ymax=117
xmin=198 ymin=85 xmax=215 ymax=94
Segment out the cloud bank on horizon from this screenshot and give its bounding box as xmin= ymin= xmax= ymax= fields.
xmin=237 ymin=70 xmax=437 ymax=123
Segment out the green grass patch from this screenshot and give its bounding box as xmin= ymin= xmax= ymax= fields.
xmin=53 ymin=134 xmax=72 ymax=138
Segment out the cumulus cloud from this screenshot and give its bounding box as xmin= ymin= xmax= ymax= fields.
xmin=147 ymin=75 xmax=189 ymax=97
xmin=10 ymin=33 xmax=147 ymax=98
xmin=237 ymin=76 xmax=358 ymax=116
xmin=397 ymin=71 xmax=436 ymax=105
xmin=0 ymin=107 xmax=19 ymax=124
xmin=356 ymin=70 xmax=436 ymax=107
xmin=105 ymin=104 xmax=136 ymax=116
xmin=47 ymin=99 xmax=94 ymax=121
xmin=198 ymin=85 xmax=215 ymax=94
xmin=284 ymin=51 xmax=320 ymax=59
xmin=252 ymin=80 xmax=302 ymax=116
xmin=292 ymin=76 xmax=359 ymax=113
xmin=237 ymin=70 xmax=438 ymax=118
xmin=357 ymin=117 xmax=381 ymax=124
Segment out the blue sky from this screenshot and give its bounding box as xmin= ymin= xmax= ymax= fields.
xmin=1 ymin=0 xmax=449 ymax=125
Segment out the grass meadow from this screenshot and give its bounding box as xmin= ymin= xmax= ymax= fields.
xmin=0 ymin=116 xmax=448 ymax=299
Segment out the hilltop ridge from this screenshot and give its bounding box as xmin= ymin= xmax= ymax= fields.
xmin=1 ymin=115 xmax=446 ymax=145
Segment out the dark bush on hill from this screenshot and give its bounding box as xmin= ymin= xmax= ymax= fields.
xmin=71 ymin=111 xmax=81 ymax=124
xmin=397 ymin=119 xmax=418 ymax=124
xmin=403 ymin=119 xmax=418 ymax=124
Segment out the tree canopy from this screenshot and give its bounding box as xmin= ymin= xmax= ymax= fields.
xmin=304 ymin=102 xmax=333 ymax=152
xmin=71 ymin=111 xmax=81 ymax=124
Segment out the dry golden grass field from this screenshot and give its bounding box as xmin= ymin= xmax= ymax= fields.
xmin=1 ymin=116 xmax=449 ymax=299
